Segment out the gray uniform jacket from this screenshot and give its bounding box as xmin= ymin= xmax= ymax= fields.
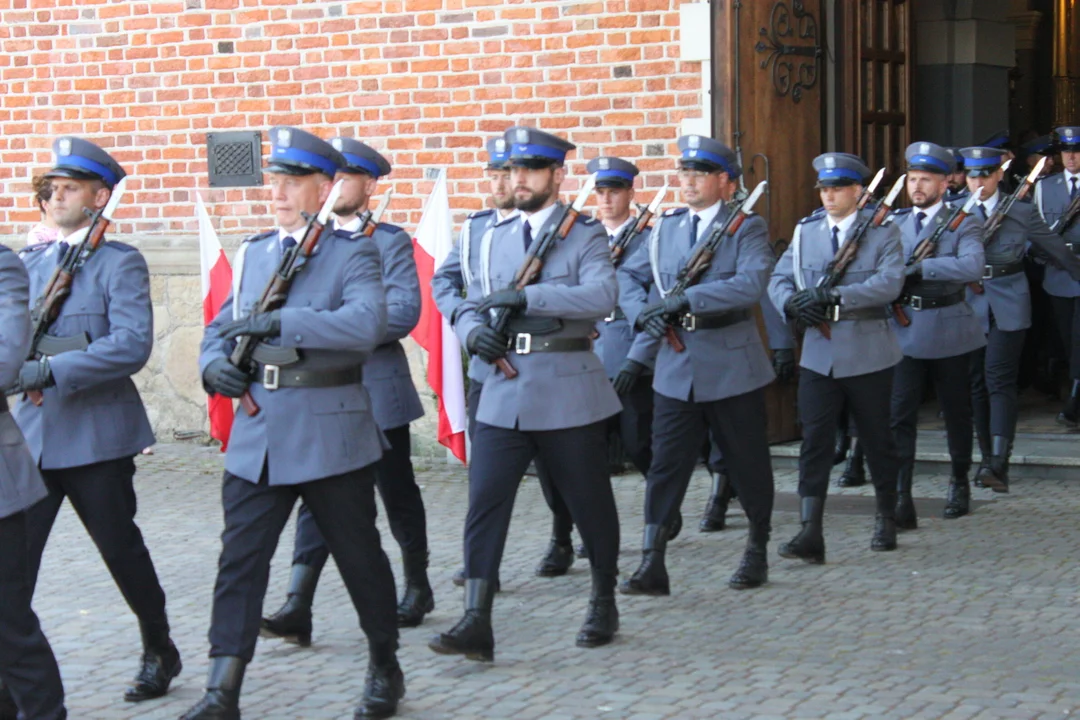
xmin=364 ymin=223 xmax=424 ymax=431
xmin=0 ymin=246 xmax=47 ymax=519
xmin=452 ymin=204 xmax=623 ymax=431
xmin=619 ymin=205 xmax=776 ymax=403
xmin=769 ymin=207 xmax=904 ymax=378
xmin=966 ymin=192 xmax=1080 ymax=333
xmin=596 ymin=220 xmax=649 ymax=378
xmin=1035 ymin=172 xmax=1080 ymax=298
xmin=432 ymin=208 xmax=498 ymax=384
xmin=13 ymin=240 xmax=155 ymax=470
xmin=199 ymin=229 xmax=388 ymax=485
xmin=890 ymin=206 xmax=986 ymax=359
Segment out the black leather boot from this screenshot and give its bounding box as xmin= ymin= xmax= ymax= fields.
xmin=619 ymin=524 xmax=670 ymax=596
xmin=977 ymin=435 xmax=1011 ymax=493
xmin=0 ymin=680 xmax=17 ymax=720
xmin=428 ymin=579 xmax=495 ymax=662
xmin=728 ymin=523 xmax=769 ymax=589
xmin=124 ymin=622 xmax=182 ymax=702
xmin=260 ymin=564 xmax=317 ymax=646
xmin=778 ymin=497 xmax=825 ymax=564
xmin=178 ymin=656 xmax=245 ymax=720
xmin=397 ymin=551 xmax=435 ymax=628
xmin=355 ymin=641 xmax=405 ymax=719
xmin=895 ymin=465 xmax=918 ymax=531
xmin=451 ymin=567 xmax=465 ymax=587
xmin=1057 ymin=379 xmax=1080 ymax=428
xmin=871 ymin=487 xmax=897 ymax=551
xmin=576 ymin=569 xmax=619 ymax=648
xmin=699 ymin=471 xmax=732 ymax=532
xmin=833 ymin=429 xmax=851 ymax=466
xmin=836 ymin=440 xmax=866 ymax=487
xmin=535 ymin=538 xmax=575 ymax=577
xmin=666 ymin=510 xmax=683 ymax=541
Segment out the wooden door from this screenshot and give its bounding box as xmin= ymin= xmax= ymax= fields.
xmin=714 ymin=0 xmax=826 ymax=443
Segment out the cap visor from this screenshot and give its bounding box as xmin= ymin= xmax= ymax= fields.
xmin=43 ymin=167 xmax=101 ymax=182
xmin=265 ymin=161 xmax=321 ymax=176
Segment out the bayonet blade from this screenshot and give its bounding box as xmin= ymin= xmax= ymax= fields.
xmin=883 ymin=174 xmax=906 ymax=207
xmin=101 ymin=176 xmax=127 ymax=221
xmin=1026 ymin=156 xmax=1048 ymax=185
xmin=571 ymin=173 xmax=597 ymax=212
xmin=1001 ymin=158 xmax=1013 ymax=175
xmin=962 ymin=186 xmax=984 ymax=213
xmin=371 ymin=189 xmax=393 ymax=223
xmin=739 ymin=181 xmax=767 ymax=214
xmin=865 ymin=168 xmax=885 ymax=197
xmin=645 ymin=184 xmax=668 ymax=214
xmin=316 ymin=180 xmax=345 ymax=225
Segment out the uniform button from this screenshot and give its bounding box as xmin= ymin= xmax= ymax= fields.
xmin=295 ymin=335 xmax=302 ymax=343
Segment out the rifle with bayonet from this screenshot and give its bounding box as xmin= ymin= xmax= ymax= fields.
xmin=891 ymin=187 xmax=984 ymax=327
xmin=485 ymin=174 xmax=597 ymax=380
xmin=610 ymin=185 xmax=667 ymax=267
xmin=1051 ymin=190 xmax=1080 ymax=237
xmin=229 ymin=180 xmax=345 ymax=417
xmin=349 ymin=189 xmax=393 ymax=239
xmin=814 ymin=172 xmax=906 ymax=339
xmin=17 ymin=177 xmax=129 ymax=406
xmin=660 ymin=180 xmax=767 ymax=352
xmin=968 ymin=157 xmax=1045 ymax=295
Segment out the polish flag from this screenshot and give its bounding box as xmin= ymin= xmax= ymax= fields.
xmin=196 ymin=194 xmax=235 ymax=451
xmin=410 ymin=170 xmax=468 ymax=464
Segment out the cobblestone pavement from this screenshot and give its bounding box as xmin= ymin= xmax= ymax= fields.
xmin=33 ymin=443 xmax=1080 ymax=720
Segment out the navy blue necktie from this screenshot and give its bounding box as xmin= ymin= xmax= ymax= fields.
xmin=689 ymin=214 xmax=700 ymax=247
xmin=523 ymin=221 xmax=533 ymax=252
xmin=978 ymin=204 xmax=987 ymax=221
xmin=914 ymin=211 xmax=926 ymax=236
xmin=1071 ymin=177 xmax=1078 ymax=200
xmin=54 ymin=241 xmax=70 ymax=266
xmin=830 ymin=226 xmax=840 ymax=255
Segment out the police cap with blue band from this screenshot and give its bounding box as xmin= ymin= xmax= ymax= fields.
xmin=505 ymin=126 xmax=575 ymax=168
xmin=905 ymin=141 xmax=955 ymax=175
xmin=266 ymin=127 xmax=345 ymax=178
xmin=812 ymin=152 xmax=870 ymax=188
xmin=1022 ymin=134 xmax=1053 ymax=156
xmin=959 ymin=146 xmax=1006 ymax=177
xmin=676 ymin=135 xmax=740 ymax=178
xmin=977 ymin=129 xmax=1011 ymax=150
xmin=1054 ymin=126 xmax=1080 ymax=152
xmin=486 ymin=137 xmax=510 ymax=170
xmin=586 ymin=156 xmax=639 ymax=188
xmin=44 ymin=137 xmax=126 ymax=189
xmin=331 ymin=137 xmax=391 ymax=178
xmin=945 ymin=147 xmax=964 ymax=171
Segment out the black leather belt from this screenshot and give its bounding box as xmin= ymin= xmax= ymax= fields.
xmin=512 ymin=335 xmax=592 ymax=354
xmin=0 ymin=395 xmax=7 ymax=414
xmin=982 ymin=260 xmax=1024 ymax=279
xmin=255 ymin=364 xmax=363 ymax=390
xmin=679 ymin=309 xmax=751 ymax=331
xmin=603 ymin=307 xmax=626 ymax=323
xmin=899 ymin=289 xmax=965 ymax=311
xmin=830 ymin=306 xmax=890 ymax=322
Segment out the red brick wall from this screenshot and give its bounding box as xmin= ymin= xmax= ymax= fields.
xmin=0 ymin=0 xmax=703 ymax=237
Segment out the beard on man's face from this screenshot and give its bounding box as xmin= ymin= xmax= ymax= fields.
xmin=514 ymin=185 xmax=553 ymax=213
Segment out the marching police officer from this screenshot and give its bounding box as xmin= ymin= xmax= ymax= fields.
xmin=1035 ymin=128 xmax=1080 ymax=427
xmin=0 ymin=244 xmax=65 ymax=720
xmin=963 ymin=145 xmax=1080 ymax=494
xmin=890 ymin=142 xmax=985 ymax=527
xmin=185 ymin=127 xmax=404 ymax=719
xmin=769 ymin=152 xmax=905 ymax=562
xmin=428 ymin=126 xmax=623 ymax=661
xmin=9 ymin=138 xmax=181 ymax=705
xmin=432 ymin=136 xmax=516 ymax=589
xmin=618 ymin=135 xmax=776 ymax=594
xmin=261 ymin=137 xmax=433 ymax=643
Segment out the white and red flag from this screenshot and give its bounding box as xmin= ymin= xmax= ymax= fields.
xmin=196 ymin=194 xmax=235 ymax=451
xmin=410 ymin=169 xmax=468 ymax=464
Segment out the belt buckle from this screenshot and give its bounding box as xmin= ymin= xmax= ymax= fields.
xmin=910 ymin=296 xmax=924 ymax=311
xmin=983 ymin=264 xmax=994 ymax=280
xmin=828 ymin=304 xmax=840 ymax=322
xmin=604 ymin=311 xmax=617 ymax=323
xmin=1068 ymin=242 xmax=1077 ymax=253
xmin=680 ymin=313 xmax=697 ymax=332
xmin=262 ymin=364 xmax=280 ymax=391
xmin=514 ymin=333 xmax=532 ymax=355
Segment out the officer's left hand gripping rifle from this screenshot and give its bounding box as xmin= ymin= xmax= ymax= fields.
xmin=813 ymin=172 xmax=905 ymax=339
xmin=227 ymin=180 xmax=344 ymax=417
xmin=483 ymin=173 xmax=597 ymax=380
xmin=1051 ymin=181 xmax=1080 ymax=237
xmin=968 ymin=158 xmax=1043 ymax=295
xmin=609 ymin=185 xmax=667 ymax=267
xmin=14 ymin=177 xmax=128 ymax=406
xmin=656 ymin=180 xmax=767 ymax=353
xmin=891 ymin=186 xmax=983 ymax=326
xmin=349 ymin=189 xmax=392 ymax=239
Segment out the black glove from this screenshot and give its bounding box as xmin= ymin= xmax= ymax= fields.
xmin=805 ymin=287 xmax=840 ymax=308
xmin=218 ymin=310 xmax=282 ymax=342
xmin=475 ymin=289 xmax=527 ymax=315
xmin=14 ymin=358 xmax=54 ymax=393
xmin=639 ymin=293 xmax=689 ymax=323
xmin=772 ymin=348 xmax=795 ymax=383
xmin=467 ymin=325 xmax=510 ymax=364
xmin=612 ymin=359 xmax=647 ymax=395
xmin=202 ymin=357 xmax=250 ymax=398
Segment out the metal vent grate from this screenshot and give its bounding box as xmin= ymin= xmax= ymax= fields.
xmin=207 ymin=131 xmax=262 ymax=187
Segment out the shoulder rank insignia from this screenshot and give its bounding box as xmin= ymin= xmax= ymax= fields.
xmin=662 ymin=207 xmax=688 ymax=217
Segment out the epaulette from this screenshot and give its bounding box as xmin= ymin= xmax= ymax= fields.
xmin=242 ymin=229 xmax=277 ymax=245
xmin=376 ymin=221 xmax=405 ymax=234
xmin=467 ymin=208 xmax=495 ymax=220
xmin=798 ymin=207 xmax=827 ymax=225
xmin=579 ymin=216 xmax=599 ymax=226
xmin=891 ymin=207 xmax=913 ymax=217
xmin=18 ymin=243 xmax=49 ymax=255
xmin=662 ymin=207 xmax=688 ymax=217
